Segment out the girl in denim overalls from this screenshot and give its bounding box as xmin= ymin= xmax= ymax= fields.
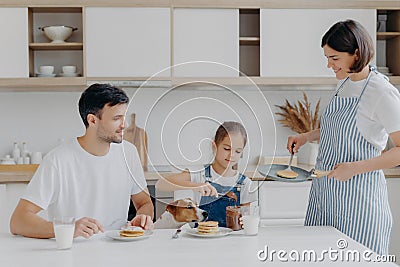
xmin=158 ymin=121 xmax=257 ymax=227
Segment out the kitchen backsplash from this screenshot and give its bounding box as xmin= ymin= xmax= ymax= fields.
xmin=0 ymin=85 xmax=362 ymax=166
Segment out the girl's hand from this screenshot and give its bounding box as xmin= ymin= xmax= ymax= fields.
xmin=196 ymin=183 xmax=218 ymax=197
xmin=287 ymin=134 xmax=308 ymax=154
xmin=327 ymin=162 xmax=358 ymax=181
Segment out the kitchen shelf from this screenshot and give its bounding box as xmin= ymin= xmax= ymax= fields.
xmin=377 ymin=32 xmax=400 ymax=40
xmin=239 ymin=9 xmax=260 ymax=77
xmin=28 ymin=6 xmax=84 ymax=78
xmin=239 ymin=37 xmax=260 ymax=45
xmin=29 ymin=42 xmax=83 ymax=50
xmin=377 ymin=9 xmax=400 ymax=76
xmin=0 ymin=77 xmax=87 ymax=91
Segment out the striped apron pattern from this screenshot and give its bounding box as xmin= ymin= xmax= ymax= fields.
xmin=305 ymin=67 xmax=393 ymax=255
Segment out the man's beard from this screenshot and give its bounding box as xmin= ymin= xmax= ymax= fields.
xmin=101 ymin=135 xmax=123 ymax=144
xmin=97 ymin=128 xmax=123 ymax=144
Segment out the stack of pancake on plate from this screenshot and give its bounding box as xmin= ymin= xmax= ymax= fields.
xmin=119 ymin=226 xmax=144 ymax=237
xmin=197 ymin=221 xmax=219 ymax=235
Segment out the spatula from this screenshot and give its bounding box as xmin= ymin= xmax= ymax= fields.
xmin=276 ymin=144 xmax=298 ymax=179
xmin=310 ymin=169 xmax=331 ymax=178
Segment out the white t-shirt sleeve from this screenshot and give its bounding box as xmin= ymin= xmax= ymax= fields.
xmin=22 ymin=159 xmax=60 ymax=210
xmin=373 ymin=88 xmax=400 ymax=134
xmin=128 ymin=144 xmax=148 ymax=195
xmin=189 ymin=168 xmax=206 ymax=184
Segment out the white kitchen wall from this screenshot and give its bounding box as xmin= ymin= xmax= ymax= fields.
xmin=0 ymin=87 xmax=333 ymax=166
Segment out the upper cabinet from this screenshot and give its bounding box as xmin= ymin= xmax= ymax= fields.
xmin=173 ymin=8 xmax=239 ymax=77
xmin=29 ymin=7 xmax=84 ymax=78
xmin=0 ymin=8 xmax=28 ymax=78
xmin=0 ymin=3 xmax=399 ymax=89
xmin=85 ymin=7 xmax=171 ymax=79
xmin=260 ymin=9 xmax=376 ymax=77
xmin=377 ymin=10 xmax=400 ymax=79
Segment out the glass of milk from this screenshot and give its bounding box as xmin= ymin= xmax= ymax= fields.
xmin=53 ymin=217 xmax=75 ymax=249
xmin=241 ymin=205 xmax=260 ymax=236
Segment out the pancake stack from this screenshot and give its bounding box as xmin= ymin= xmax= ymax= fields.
xmin=197 ymin=221 xmax=219 ymax=235
xmin=119 ymin=226 xmax=145 ymax=237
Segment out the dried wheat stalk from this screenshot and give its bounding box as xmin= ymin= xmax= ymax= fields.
xmin=275 ymin=92 xmax=321 ymax=134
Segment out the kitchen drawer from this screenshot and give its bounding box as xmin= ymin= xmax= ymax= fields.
xmin=155 ymin=188 xmax=174 ymax=198
xmin=258 ymin=181 xmax=311 ymax=222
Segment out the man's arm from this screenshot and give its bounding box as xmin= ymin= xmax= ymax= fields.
xmin=10 ymin=199 xmax=104 ymax=239
xmin=129 ymin=189 xmax=154 ymax=229
xmin=10 ymin=199 xmax=54 ymax=238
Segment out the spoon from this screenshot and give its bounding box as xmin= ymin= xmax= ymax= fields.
xmin=172 ymin=227 xmax=182 ymax=239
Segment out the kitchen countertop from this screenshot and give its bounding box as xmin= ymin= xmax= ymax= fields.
xmin=1 ymin=226 xmax=397 ymax=266
xmin=1 ymin=163 xmax=400 ymax=184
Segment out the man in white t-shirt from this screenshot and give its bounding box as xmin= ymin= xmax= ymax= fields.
xmin=10 ymin=83 xmax=154 ymax=239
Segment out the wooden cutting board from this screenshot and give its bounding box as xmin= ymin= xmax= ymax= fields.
xmin=124 ymin=113 xmax=148 ymax=171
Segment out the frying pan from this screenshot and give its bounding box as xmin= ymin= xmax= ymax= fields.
xmin=258 ymin=164 xmax=317 ymax=182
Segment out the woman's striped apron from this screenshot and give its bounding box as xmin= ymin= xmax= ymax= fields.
xmin=305 ymin=67 xmax=393 ymax=255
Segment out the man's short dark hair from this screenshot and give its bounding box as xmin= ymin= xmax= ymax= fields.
xmin=78 ymin=83 xmax=129 ymax=128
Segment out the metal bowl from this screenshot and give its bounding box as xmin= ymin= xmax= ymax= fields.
xmin=39 ymin=26 xmax=78 ymax=43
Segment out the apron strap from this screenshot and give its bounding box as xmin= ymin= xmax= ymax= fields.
xmin=334 ymin=77 xmax=350 ymax=96
xmin=357 ymin=65 xmax=375 ymax=103
xmin=204 ymin=164 xmax=211 ymax=180
xmin=236 ymin=174 xmax=246 ymax=185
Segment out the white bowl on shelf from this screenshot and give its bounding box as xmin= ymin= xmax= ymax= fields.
xmin=39 ymin=26 xmax=78 ymax=44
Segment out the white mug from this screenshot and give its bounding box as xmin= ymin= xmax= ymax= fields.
xmin=39 ymin=65 xmax=54 ymax=74
xmin=23 ymin=157 xmax=30 ymax=164
xmin=31 ymin=152 xmax=42 ymax=164
xmin=16 ymin=157 xmax=24 ymax=165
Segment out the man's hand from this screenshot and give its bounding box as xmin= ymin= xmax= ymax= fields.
xmin=74 ymin=217 xmax=104 ymax=238
xmin=129 ymin=214 xmax=154 ymax=230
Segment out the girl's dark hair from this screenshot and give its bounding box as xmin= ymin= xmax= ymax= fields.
xmin=214 ymin=121 xmax=247 ymax=147
xmin=78 ymin=83 xmax=129 ymax=128
xmin=321 ymin=19 xmax=374 ymax=73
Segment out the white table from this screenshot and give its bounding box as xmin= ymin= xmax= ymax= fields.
xmin=0 ymin=226 xmax=398 ymax=266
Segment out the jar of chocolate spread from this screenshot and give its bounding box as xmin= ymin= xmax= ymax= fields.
xmin=226 ymin=206 xmax=241 ymax=231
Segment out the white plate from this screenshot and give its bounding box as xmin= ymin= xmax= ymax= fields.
xmin=59 ymin=73 xmax=80 ymax=77
xmin=36 ymin=73 xmax=56 ymax=77
xmin=105 ymin=230 xmax=152 ymax=241
xmin=185 ymin=227 xmax=233 ymax=238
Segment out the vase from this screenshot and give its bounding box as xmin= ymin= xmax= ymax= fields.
xmin=297 ymin=142 xmax=319 ymax=166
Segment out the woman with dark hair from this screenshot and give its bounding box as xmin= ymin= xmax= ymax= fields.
xmin=287 ymin=20 xmax=400 ymax=255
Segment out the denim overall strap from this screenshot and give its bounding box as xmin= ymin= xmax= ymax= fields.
xmin=306 ymin=67 xmax=392 ymax=255
xmin=199 ymin=165 xmax=244 ymax=227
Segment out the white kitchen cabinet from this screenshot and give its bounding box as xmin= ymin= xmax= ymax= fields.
xmin=260 ymin=9 xmax=376 ymax=77
xmin=258 ymin=181 xmax=311 ymax=226
xmin=0 ymin=183 xmax=48 ymax=233
xmin=0 ymin=183 xmax=27 ymax=233
xmin=154 ymin=187 xmax=173 ymax=220
xmin=0 ymin=8 xmax=28 ymax=78
xmin=173 ymin=8 xmax=239 ymax=77
xmin=387 ymin=178 xmax=400 ymax=260
xmin=85 ymin=7 xmax=171 ymax=78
